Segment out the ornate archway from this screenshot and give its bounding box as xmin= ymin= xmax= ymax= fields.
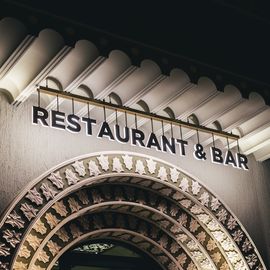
xmin=0 ymin=152 xmax=266 ymax=270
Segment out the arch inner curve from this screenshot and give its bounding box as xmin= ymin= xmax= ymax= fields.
xmin=0 ymin=151 xmax=266 ymax=270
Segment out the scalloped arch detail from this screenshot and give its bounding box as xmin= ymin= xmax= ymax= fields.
xmin=0 ymin=151 xmax=266 ymax=270
xmin=197 ymin=77 xmax=217 ymax=91
xmin=0 ymin=87 xmax=16 ymax=103
xmin=44 ymin=76 xmax=63 ymax=91
xmin=0 ymin=17 xmax=268 ymax=107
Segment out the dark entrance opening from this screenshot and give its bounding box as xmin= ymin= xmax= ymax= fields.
xmin=53 ymin=239 xmax=163 ymax=270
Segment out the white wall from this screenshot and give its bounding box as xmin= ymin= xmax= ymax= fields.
xmin=0 ymin=94 xmax=269 ymax=267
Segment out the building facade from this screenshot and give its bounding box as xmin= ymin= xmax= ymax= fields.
xmin=0 ymin=12 xmax=270 ymax=270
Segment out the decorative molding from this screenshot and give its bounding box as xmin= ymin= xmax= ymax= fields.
xmin=0 ymin=243 xmax=10 ymax=257
xmin=3 ymin=229 xmax=21 ymax=248
xmin=72 ymin=161 xmax=86 ymax=177
xmin=20 ymin=203 xmax=38 ymax=221
xmin=0 ymin=152 xmax=265 ymax=270
xmin=135 ymin=160 xmax=146 ymax=175
xmin=40 ymin=183 xmax=58 ymax=201
xmin=88 ymin=160 xmax=101 ymax=176
xmin=97 ymin=155 xmax=109 ymax=171
xmin=122 ymin=154 xmax=133 ymax=170
xmin=33 ymin=220 xmax=47 ymax=235
xmin=48 ymin=172 xmax=64 ymax=190
xmin=5 ymin=211 xmax=24 ymax=229
xmin=52 ymin=200 xmax=68 ymax=217
xmin=65 ymin=169 xmax=79 ymax=185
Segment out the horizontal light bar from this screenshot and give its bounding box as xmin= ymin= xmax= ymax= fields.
xmin=38 ymin=86 xmax=239 ymax=140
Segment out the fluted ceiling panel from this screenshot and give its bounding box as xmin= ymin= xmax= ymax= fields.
xmin=0 ymin=17 xmax=269 ymax=161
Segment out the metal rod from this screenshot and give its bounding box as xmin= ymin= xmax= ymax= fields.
xmin=115 ymin=109 xmax=118 ymax=125
xmin=171 ymin=122 xmax=174 ymax=138
xmin=237 ymin=139 xmax=240 ymax=153
xmin=38 ymin=86 xmax=240 ymax=140
xmin=125 ymin=111 xmax=128 ymax=127
xmin=72 ymin=98 xmax=74 ymax=114
xmin=212 ymin=133 xmax=216 ymax=148
xmin=179 ymin=125 xmax=183 ymax=140
xmin=103 ymin=106 xmax=106 ymax=122
xmin=56 ymin=95 xmax=59 ymax=111
xmin=135 ymin=114 xmax=137 ymax=129
xmin=37 ymin=89 xmax=40 ymax=107
xmin=87 ymin=102 xmax=90 ymax=118
xmin=227 ymin=137 xmax=230 ymax=150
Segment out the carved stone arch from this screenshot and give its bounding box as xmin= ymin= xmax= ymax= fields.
xmin=42 ymin=213 xmax=185 ymax=270
xmin=24 ymin=182 xmax=219 ymax=270
xmin=64 ymin=235 xmax=167 ymax=269
xmin=59 ymin=229 xmax=173 ymax=270
xmin=0 ymin=151 xmax=266 ymax=270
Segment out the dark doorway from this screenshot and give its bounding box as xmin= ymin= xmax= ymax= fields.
xmin=53 ymin=239 xmax=163 ymax=270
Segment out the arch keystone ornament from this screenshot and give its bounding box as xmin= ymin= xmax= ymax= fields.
xmin=0 ymin=152 xmax=266 ymax=270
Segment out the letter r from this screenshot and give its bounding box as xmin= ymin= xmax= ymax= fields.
xmin=32 ymin=106 xmax=49 ymax=126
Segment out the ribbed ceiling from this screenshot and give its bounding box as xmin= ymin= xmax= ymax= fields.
xmin=0 ymin=17 xmax=270 ymax=161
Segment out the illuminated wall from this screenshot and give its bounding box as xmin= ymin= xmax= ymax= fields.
xmin=0 ymin=93 xmax=269 ymax=267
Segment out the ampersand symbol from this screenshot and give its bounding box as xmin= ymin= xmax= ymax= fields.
xmin=194 ymin=144 xmax=207 ymax=160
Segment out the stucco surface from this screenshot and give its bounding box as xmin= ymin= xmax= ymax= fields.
xmin=0 ymin=94 xmax=269 ymax=267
